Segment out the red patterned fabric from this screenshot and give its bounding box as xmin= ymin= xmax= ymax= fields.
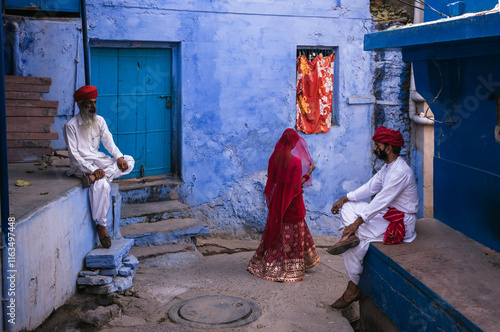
xmin=383 ymin=207 xmax=406 ymax=244
xmin=73 ymin=85 xmax=98 ymax=102
xmin=296 ymin=54 xmax=335 ymax=134
xmin=263 ymin=129 xmax=313 ymax=248
xmin=372 ymin=126 xmax=405 ymax=147
xmin=247 ymin=220 xmax=320 ymax=282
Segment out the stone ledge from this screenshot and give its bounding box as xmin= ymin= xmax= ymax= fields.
xmin=359 ymin=218 xmax=499 ymax=332
xmin=85 ymin=239 xmax=135 ymax=269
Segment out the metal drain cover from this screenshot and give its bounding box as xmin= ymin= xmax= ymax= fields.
xmin=168 ymin=295 xmax=261 ymax=329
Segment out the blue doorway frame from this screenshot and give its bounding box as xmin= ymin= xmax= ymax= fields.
xmin=89 ymin=40 xmax=181 ymax=179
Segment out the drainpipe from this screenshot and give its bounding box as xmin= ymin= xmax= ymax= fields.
xmin=409 ymin=68 xmax=434 ymax=126
xmin=0 ymin=4 xmax=9 ymax=330
xmin=409 ymin=0 xmax=433 ymax=126
xmin=80 ymin=0 xmax=91 ymax=85
xmin=6 ymin=21 xmax=19 ymax=76
xmin=73 ymin=33 xmax=80 ymax=117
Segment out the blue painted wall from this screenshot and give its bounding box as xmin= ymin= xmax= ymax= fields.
xmin=13 ymin=184 xmax=121 ymax=331
xmin=8 ymin=1 xmax=414 ymax=238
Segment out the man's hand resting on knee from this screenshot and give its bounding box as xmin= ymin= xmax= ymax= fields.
xmin=117 ymin=157 xmax=128 ymax=172
xmin=331 ymin=196 xmax=349 ymax=215
xmin=93 ymin=169 xmax=105 ymax=180
xmin=341 ymin=217 xmax=364 ymax=240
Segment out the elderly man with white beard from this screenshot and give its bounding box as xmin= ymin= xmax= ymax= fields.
xmin=63 ymin=85 xmax=135 ymax=248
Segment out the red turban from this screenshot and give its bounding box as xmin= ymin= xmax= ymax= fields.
xmin=73 ymin=85 xmax=98 ymax=102
xmin=372 ymin=126 xmax=404 ymax=147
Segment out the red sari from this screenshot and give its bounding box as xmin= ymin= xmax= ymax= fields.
xmin=248 ymin=129 xmax=319 ymax=282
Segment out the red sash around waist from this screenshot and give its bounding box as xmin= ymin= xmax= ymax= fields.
xmin=383 ymin=207 xmax=405 ymax=244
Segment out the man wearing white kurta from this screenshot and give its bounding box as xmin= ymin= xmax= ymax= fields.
xmin=329 ymin=126 xmax=418 ymax=309
xmin=63 ymin=85 xmax=135 ymax=248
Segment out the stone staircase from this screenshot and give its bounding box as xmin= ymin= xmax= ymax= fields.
xmin=116 ymin=175 xmax=209 ymax=253
xmin=5 ymin=75 xmax=59 ymax=162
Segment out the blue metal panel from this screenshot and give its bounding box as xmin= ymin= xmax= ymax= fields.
xmin=5 ymin=0 xmax=80 ymax=12
xmin=364 ymin=12 xmax=500 ymax=58
xmin=5 ymin=0 xmax=40 ymax=10
xmin=423 ymin=0 xmax=498 ymax=22
xmin=413 ymin=54 xmax=500 ymax=252
xmin=91 ymin=48 xmax=173 ymax=178
xmin=434 ymin=158 xmax=500 ymax=252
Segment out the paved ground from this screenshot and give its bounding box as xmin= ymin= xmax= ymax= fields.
xmin=36 ymin=238 xmax=357 ymax=332
xmin=6 ymin=162 xmax=356 ymax=331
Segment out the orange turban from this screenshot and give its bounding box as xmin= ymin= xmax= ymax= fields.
xmin=372 ymin=126 xmax=404 ymax=147
xmin=73 ymin=85 xmax=98 ymax=102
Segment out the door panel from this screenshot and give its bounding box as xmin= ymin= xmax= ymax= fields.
xmin=90 ymin=48 xmax=173 ymax=178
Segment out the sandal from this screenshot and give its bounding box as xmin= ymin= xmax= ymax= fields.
xmin=96 ymin=225 xmax=112 ymax=248
xmin=82 ymin=173 xmax=91 ymax=188
xmin=327 ymin=235 xmax=360 ymax=255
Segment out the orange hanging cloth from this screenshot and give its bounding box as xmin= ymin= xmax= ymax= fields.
xmin=296 ymin=54 xmax=335 ymax=134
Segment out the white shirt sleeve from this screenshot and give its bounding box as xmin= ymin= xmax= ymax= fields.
xmin=347 ymin=171 xmax=383 ymax=202
xmin=358 ymin=170 xmax=410 ymax=222
xmin=99 ymin=117 xmax=122 ymax=159
xmin=63 ymin=123 xmax=98 ymax=174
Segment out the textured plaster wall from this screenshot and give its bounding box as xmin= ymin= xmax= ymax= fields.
xmin=11 ymin=1 xmax=413 ymax=238
xmin=13 ymin=185 xmax=119 ymax=331
xmin=14 ymin=188 xmax=95 ymax=331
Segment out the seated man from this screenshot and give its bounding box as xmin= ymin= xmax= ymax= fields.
xmin=63 ymin=85 xmax=135 ymax=248
xmin=328 ymin=126 xmax=419 ymax=309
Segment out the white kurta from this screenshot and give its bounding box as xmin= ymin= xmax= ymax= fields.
xmin=63 ymin=113 xmax=134 ymax=226
xmin=340 ymin=156 xmax=419 ymax=284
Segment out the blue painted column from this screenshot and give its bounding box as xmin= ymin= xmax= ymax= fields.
xmin=0 ymin=2 xmax=9 ymax=329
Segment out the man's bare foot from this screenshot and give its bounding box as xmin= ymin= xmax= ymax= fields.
xmin=96 ymin=225 xmax=112 ymax=248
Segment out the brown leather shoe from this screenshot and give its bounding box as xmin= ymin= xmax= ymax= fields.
xmin=331 ymin=281 xmax=362 ymax=309
xmin=82 ymin=173 xmax=95 ymax=188
xmin=327 ymin=235 xmax=360 ymax=255
xmin=96 ymin=225 xmax=112 ymax=248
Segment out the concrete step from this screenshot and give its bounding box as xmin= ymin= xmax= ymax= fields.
xmin=121 ymin=218 xmax=210 ymax=247
xmin=85 ymin=238 xmax=135 ymax=269
xmin=116 ymin=175 xmax=182 ymax=205
xmin=120 ymin=200 xmax=190 ymax=226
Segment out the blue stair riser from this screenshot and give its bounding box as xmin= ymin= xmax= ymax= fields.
xmin=120 ymin=184 xmax=180 ymax=205
xmin=120 ymin=210 xmax=192 ymax=227
xmin=124 ymin=226 xmax=210 ymax=247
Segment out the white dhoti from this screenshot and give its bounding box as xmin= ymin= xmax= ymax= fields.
xmin=89 ymin=155 xmax=134 ymax=226
xmin=339 ymin=201 xmax=417 ymax=285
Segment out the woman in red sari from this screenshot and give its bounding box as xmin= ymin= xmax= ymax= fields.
xmin=248 ymin=128 xmax=319 ymax=282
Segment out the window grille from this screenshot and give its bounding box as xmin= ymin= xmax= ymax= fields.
xmin=297 ymin=47 xmax=334 ymax=61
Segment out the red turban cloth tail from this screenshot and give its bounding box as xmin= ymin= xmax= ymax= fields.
xmin=73 ymin=85 xmax=98 ymax=102
xmin=372 ymin=126 xmax=404 ymax=147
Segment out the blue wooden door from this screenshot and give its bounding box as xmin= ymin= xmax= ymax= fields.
xmin=91 ymin=48 xmax=172 ymax=178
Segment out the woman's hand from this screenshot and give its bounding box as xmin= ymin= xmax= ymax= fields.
xmin=308 ymin=162 xmax=315 ymax=175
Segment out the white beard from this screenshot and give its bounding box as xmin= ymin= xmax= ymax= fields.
xmin=80 ymin=106 xmax=100 ymax=136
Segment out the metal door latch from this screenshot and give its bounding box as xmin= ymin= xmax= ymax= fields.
xmin=159 ymin=95 xmax=172 ymax=108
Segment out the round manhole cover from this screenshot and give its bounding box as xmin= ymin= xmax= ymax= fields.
xmin=168 ymin=295 xmax=261 ymax=329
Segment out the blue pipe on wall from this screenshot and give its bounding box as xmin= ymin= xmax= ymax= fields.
xmin=81 ymin=0 xmax=90 ymax=85
xmin=0 ymin=3 xmax=10 ymax=330
xmin=7 ymin=21 xmax=19 ymax=76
